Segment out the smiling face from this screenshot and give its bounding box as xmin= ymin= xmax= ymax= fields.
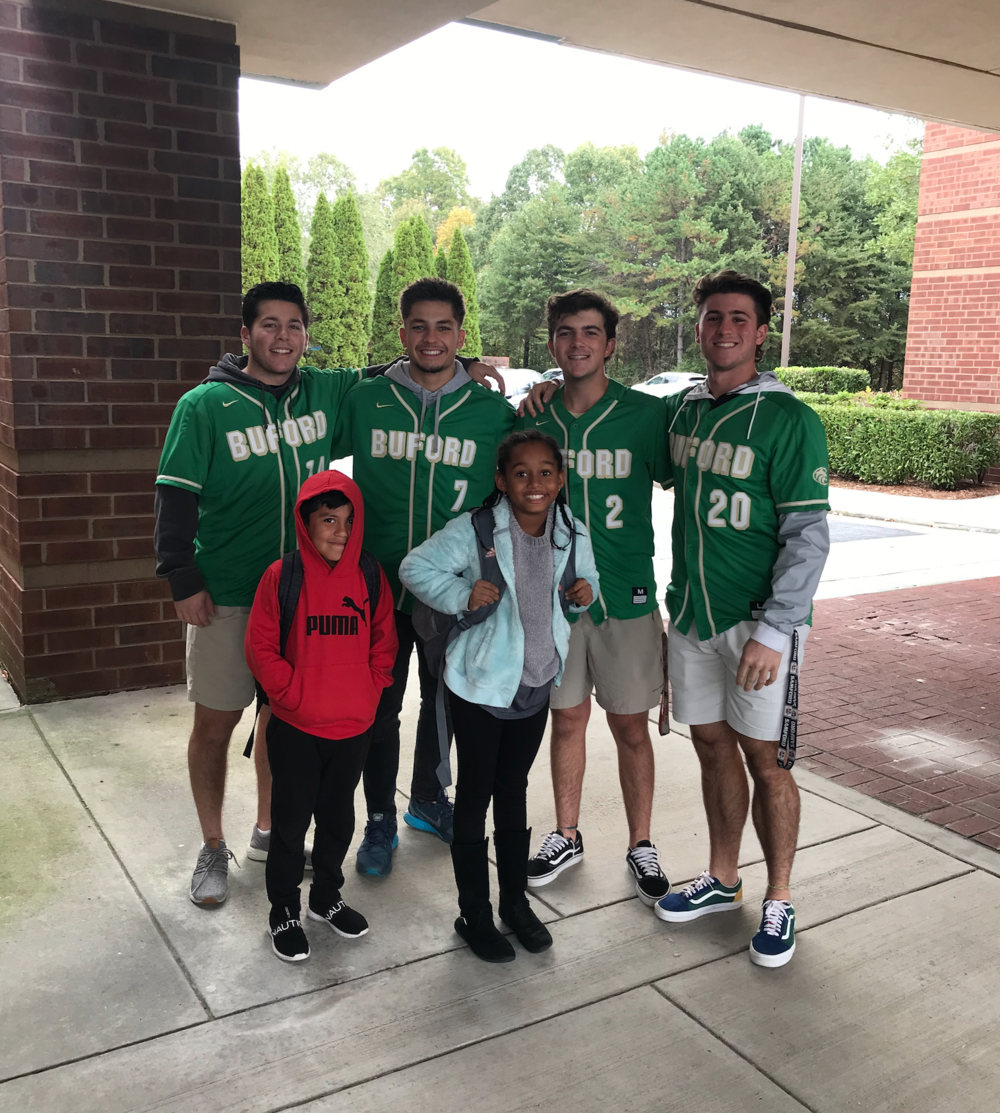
xmin=496 ymin=439 xmax=565 ymax=535
xmin=307 ymin=501 xmax=353 ymax=567
xmin=240 ymin=299 xmax=308 ymax=382
xmin=548 ymin=309 xmax=616 ymax=384
xmin=400 ymin=299 xmax=466 ymax=377
xmin=695 ymin=292 xmax=768 ymax=382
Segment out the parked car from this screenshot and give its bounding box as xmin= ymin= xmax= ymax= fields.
xmin=541 ymin=368 xmax=563 ymax=381
xmin=499 ymin=367 xmax=544 ymax=408
xmin=631 ymin=371 xmax=704 ymax=398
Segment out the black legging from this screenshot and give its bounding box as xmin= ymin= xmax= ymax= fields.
xmin=449 ymin=691 xmax=549 ymax=844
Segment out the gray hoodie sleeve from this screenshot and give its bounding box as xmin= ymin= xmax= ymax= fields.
xmin=751 ymin=510 xmax=830 ymax=652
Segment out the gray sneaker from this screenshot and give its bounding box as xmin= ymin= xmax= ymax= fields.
xmin=247 ymin=824 xmax=269 ymax=861
xmin=247 ymin=825 xmax=313 ymax=871
xmin=190 ymin=839 xmax=236 ymax=906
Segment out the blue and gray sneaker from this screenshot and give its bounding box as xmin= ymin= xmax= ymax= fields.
xmin=749 ymin=899 xmax=795 ymax=968
xmin=654 ymin=870 xmax=742 ymax=922
xmin=403 ymin=790 xmax=454 ymax=843
xmin=355 ymin=813 xmax=398 ymax=877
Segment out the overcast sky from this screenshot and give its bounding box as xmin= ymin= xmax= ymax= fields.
xmin=239 ymin=21 xmax=924 ymax=199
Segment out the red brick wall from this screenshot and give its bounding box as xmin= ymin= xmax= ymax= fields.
xmin=0 ymin=0 xmax=240 ymax=702
xmin=903 ymin=123 xmax=1000 ymax=409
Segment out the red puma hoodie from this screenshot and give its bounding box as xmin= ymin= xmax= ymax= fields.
xmin=245 ymin=470 xmax=397 ymax=739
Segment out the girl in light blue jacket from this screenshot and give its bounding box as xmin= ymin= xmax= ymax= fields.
xmin=400 ymin=430 xmax=599 ymax=964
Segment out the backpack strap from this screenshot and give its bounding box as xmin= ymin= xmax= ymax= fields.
xmin=277 ymin=549 xmax=304 ymax=658
xmin=457 ymin=505 xmax=505 ymax=629
xmin=557 ymin=518 xmax=578 ymax=615
xmin=358 ymin=548 xmax=381 ymax=622
xmin=244 ymin=549 xmax=303 ymax=759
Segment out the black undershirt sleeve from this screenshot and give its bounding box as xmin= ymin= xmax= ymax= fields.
xmin=154 ymin=485 xmax=205 ymax=602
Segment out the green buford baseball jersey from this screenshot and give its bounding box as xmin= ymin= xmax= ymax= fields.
xmin=156 ymin=365 xmax=363 ymax=606
xmin=662 ymin=386 xmax=831 ymax=640
xmin=330 ymin=375 xmax=516 ymax=612
xmin=516 ymin=378 xmax=669 ymax=625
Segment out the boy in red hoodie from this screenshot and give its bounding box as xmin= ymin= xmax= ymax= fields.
xmin=245 ymin=471 xmax=397 ymax=962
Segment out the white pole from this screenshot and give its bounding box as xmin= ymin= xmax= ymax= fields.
xmin=780 ymin=95 xmax=806 ymax=369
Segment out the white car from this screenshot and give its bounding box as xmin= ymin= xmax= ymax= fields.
xmin=499 ymin=367 xmax=543 ymax=408
xmin=631 ymin=371 xmax=704 ymax=398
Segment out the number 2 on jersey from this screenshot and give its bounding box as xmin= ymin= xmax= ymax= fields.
xmin=605 ymin=494 xmax=623 ymax=529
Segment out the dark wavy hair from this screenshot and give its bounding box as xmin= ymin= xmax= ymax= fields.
xmin=482 ymin=430 xmax=574 ymax=550
xmin=242 ymin=281 xmax=310 ymax=329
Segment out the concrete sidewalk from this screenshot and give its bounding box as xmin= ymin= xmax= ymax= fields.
xmin=3 ymin=678 xmax=999 ymax=1111
xmin=829 ymin=484 xmax=1000 ymax=532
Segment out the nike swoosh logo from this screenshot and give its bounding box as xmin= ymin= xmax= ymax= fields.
xmin=535 ymin=420 xmax=549 ymax=426
xmin=376 ymin=403 xmax=393 ymax=409
xmin=223 ymin=399 xmax=238 ymax=407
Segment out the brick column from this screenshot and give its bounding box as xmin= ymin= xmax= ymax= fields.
xmin=0 ymin=0 xmax=240 ymax=702
xmin=903 ymin=123 xmax=1000 ymax=410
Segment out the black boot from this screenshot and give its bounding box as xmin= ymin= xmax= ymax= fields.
xmin=450 ymin=839 xmax=515 ymax=964
xmin=494 ymin=828 xmax=553 ymax=953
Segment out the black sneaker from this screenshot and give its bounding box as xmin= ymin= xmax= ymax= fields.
xmin=269 ymin=905 xmax=309 ymax=963
xmin=625 ymin=840 xmax=670 ymax=907
xmin=526 ymin=830 xmax=584 ymax=889
xmin=307 ymin=897 xmax=369 ymax=938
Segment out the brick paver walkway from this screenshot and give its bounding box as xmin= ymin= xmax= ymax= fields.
xmin=800 ymin=578 xmax=1000 ymax=848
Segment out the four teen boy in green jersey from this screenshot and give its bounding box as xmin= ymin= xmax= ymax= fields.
xmin=330 ymin=278 xmax=516 ymax=877
xmin=515 ymin=290 xmax=672 ymax=908
xmin=156 ymin=267 xmax=829 ymax=974
xmin=654 ymin=271 xmax=830 ymax=969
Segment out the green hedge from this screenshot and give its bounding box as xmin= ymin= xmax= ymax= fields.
xmin=810 ymin=405 xmax=1000 ymax=488
xmin=777 ymin=366 xmax=870 ymax=393
xmin=798 ymin=390 xmax=924 ymax=410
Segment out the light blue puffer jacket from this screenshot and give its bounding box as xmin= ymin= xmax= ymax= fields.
xmin=399 ymin=498 xmax=600 ymax=709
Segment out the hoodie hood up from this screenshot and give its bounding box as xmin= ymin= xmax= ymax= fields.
xmin=293 ymin=468 xmax=366 ymax=582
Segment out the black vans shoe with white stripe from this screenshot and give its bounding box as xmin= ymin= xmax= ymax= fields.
xmin=625 ymin=841 xmax=670 ymax=906
xmin=526 ymin=830 xmax=584 ymax=888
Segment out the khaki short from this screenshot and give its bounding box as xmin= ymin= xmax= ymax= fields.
xmin=185 ymin=605 xmax=256 ymax=712
xmin=551 ymin=610 xmax=664 ymax=715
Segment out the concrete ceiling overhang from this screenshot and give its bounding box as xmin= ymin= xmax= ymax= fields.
xmin=131 ymin=0 xmax=1000 ymax=131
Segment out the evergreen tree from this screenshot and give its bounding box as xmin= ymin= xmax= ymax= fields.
xmin=241 ymin=162 xmax=278 ymax=293
xmin=447 ymin=227 xmax=482 ymax=358
xmin=331 ymin=192 xmax=372 ymax=366
xmin=409 ymin=214 xmax=436 ymax=276
xmin=435 ymin=245 xmax=449 ymax=278
xmin=369 ymin=221 xmax=422 ymax=361
xmin=272 ymin=166 xmax=305 ymax=289
xmin=306 ymin=192 xmax=343 ymax=369
xmin=370 ymin=247 xmax=400 ymax=362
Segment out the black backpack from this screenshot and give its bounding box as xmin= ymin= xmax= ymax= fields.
xmin=243 ymin=547 xmax=382 ymax=757
xmin=411 ymin=504 xmax=578 ymax=788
